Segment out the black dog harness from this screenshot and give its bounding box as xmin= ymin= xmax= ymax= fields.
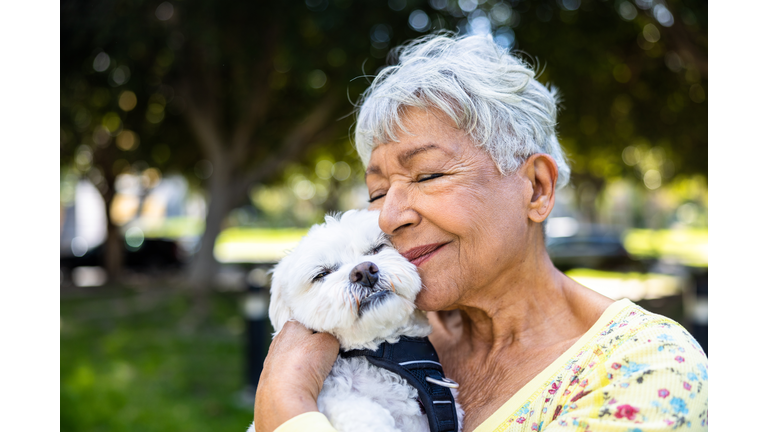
xmin=340 ymin=336 xmax=459 ymax=432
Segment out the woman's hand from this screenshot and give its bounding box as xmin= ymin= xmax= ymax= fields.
xmin=253 ymin=321 xmax=340 ymax=432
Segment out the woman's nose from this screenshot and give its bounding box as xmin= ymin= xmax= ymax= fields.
xmin=377 ymin=183 xmax=420 ymax=235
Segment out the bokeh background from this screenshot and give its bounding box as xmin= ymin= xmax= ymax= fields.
xmin=60 ymin=0 xmax=707 ymax=430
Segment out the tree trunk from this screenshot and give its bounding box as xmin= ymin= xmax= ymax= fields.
xmin=186 ymin=159 xmax=235 ymax=324
xmin=103 ymin=196 xmax=123 ymax=283
xmin=189 ymin=179 xmax=232 ymax=287
xmin=178 ymin=83 xmax=338 ymax=326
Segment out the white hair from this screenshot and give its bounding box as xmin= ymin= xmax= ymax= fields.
xmin=354 ymin=33 xmax=570 ymax=188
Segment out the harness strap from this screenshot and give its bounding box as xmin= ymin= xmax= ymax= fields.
xmin=340 ymin=336 xmax=459 ymax=432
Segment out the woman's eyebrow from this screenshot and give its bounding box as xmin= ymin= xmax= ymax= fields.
xmin=366 ymin=144 xmax=450 ymax=178
xmin=398 ymin=144 xmax=446 ymax=165
xmin=365 ymin=165 xmax=382 ymax=178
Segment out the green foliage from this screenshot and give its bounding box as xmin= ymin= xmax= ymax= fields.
xmin=61 ymin=0 xmax=706 ymax=192
xmin=511 ymin=0 xmax=708 ymax=183
xmin=60 ymin=0 xmax=707 ymax=277
xmin=60 ymin=289 xmax=253 ymax=432
xmin=60 ymin=0 xmax=428 ymax=190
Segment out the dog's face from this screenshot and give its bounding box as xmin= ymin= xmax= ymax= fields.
xmin=269 ymin=210 xmax=423 ymax=349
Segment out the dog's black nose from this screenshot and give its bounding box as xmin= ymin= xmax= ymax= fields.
xmin=349 ymin=262 xmax=379 ymax=288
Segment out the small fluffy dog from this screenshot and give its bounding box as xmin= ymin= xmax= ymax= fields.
xmin=250 ymin=210 xmax=463 ymax=432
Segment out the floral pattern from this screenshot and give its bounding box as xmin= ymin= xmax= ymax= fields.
xmin=490 ymin=300 xmax=708 ymax=431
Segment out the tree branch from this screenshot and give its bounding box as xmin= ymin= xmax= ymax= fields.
xmin=231 ymin=24 xmax=281 ymax=164
xmin=236 ymin=93 xmax=340 ymax=196
xmin=178 ymin=77 xmax=227 ymax=165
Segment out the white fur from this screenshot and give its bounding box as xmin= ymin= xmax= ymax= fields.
xmin=248 ymin=210 xmax=463 ymax=432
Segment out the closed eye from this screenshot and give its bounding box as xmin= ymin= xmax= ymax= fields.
xmin=311 ymin=268 xmax=334 ymax=283
xmin=367 ymin=233 xmax=391 ymax=256
xmin=417 ymin=173 xmax=444 ymax=182
xmin=370 ymin=244 xmax=387 ymax=255
xmin=368 ymin=193 xmax=386 ymax=203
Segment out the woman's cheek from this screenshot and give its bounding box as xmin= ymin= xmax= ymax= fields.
xmin=414 ymin=252 xmax=465 ymax=310
xmin=415 ymin=280 xmax=463 ymax=311
xmin=414 ymin=281 xmax=448 ymax=311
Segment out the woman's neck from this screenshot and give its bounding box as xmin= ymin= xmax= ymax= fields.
xmin=453 ymin=244 xmax=606 ymax=356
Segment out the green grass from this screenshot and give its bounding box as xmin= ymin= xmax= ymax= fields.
xmin=61 ymin=286 xmax=255 ymax=432
xmin=213 ymin=227 xmax=309 ymax=263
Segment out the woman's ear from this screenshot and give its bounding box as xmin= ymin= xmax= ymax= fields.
xmin=523 ymin=154 xmax=558 ymax=223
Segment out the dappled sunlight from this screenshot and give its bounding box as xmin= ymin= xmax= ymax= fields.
xmin=567 ymin=268 xmax=684 ymax=302
xmin=213 ymin=227 xmax=308 ymax=264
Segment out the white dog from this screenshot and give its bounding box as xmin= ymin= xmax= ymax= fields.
xmin=248 ymin=210 xmax=463 ymax=432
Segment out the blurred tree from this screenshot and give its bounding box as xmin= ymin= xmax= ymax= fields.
xmin=61 ymin=0 xmax=706 ymax=287
xmin=503 ymin=0 xmax=707 ymax=222
xmin=60 ymin=0 xmax=448 ymax=291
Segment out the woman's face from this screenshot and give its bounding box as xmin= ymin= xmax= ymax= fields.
xmin=365 ymin=108 xmax=535 ymax=311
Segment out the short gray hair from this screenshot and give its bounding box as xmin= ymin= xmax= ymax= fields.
xmin=354 ymin=33 xmax=570 ymax=188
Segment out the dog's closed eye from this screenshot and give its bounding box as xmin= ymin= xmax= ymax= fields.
xmin=311 ymin=266 xmax=337 ymax=283
xmin=369 ymin=244 xmax=387 ymax=255
xmin=312 ymin=271 xmax=330 ymax=282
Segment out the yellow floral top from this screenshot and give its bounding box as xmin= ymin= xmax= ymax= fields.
xmin=269 ymin=299 xmax=708 ymax=432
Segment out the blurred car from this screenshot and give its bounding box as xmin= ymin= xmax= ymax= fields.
xmin=60 ymin=238 xmax=184 ymax=279
xmin=546 ymin=235 xmax=647 ymax=273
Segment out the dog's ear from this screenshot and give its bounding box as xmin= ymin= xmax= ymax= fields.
xmin=268 ymin=266 xmax=292 ymax=335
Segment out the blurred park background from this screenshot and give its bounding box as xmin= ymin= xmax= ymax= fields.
xmin=60 ymin=0 xmax=707 ymax=430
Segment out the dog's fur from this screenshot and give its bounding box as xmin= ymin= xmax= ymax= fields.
xmin=248 ymin=210 xmax=463 ymax=432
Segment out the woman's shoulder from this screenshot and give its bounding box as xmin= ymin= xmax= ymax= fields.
xmin=541 ymin=301 xmax=708 ymax=430
xmin=457 ymin=301 xmax=708 ymax=431
xmin=590 ymin=300 xmax=707 ymax=364
xmin=557 ymin=299 xmax=708 ymax=393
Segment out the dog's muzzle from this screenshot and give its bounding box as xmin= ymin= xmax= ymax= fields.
xmin=349 ymin=262 xmax=391 ymax=315
xmin=349 ymin=262 xmax=379 ymax=288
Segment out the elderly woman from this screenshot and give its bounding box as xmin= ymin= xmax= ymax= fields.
xmin=253 ymin=34 xmax=708 ymax=432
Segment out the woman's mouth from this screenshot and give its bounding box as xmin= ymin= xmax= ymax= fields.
xmin=401 ymin=242 xmax=449 ymax=267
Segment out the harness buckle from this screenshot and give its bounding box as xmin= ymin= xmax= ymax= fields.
xmin=426 ymin=376 xmax=460 ymax=389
